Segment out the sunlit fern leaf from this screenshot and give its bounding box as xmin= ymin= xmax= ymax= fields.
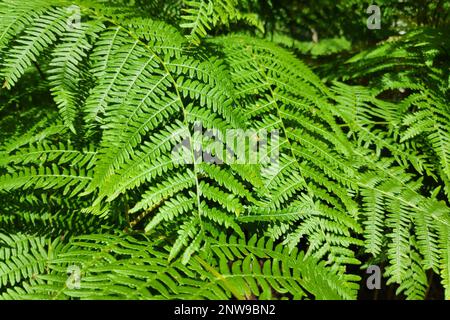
xmin=0 ymin=232 xmax=66 ymax=299
xmin=0 ymin=0 xmax=59 ymax=52
xmin=1 ymin=7 xmax=70 ymax=89
xmin=180 ymin=0 xmax=213 ymax=45
xmin=395 ymin=237 xmax=429 ymax=300
xmin=180 ymin=0 xmax=263 ymax=45
xmin=0 ymin=0 xmax=449 ymax=301
xmin=212 ymin=34 xmax=363 ymax=270
xmin=438 ymin=223 xmax=450 ymax=299
xmin=48 ymin=20 xmax=104 ymax=132
xmin=23 ymin=232 xmax=359 ymax=300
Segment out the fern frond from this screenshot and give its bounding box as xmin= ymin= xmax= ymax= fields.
xmin=1 ymin=7 xmax=70 ymax=89
xmin=24 ymin=232 xmax=359 ymax=300
xmin=0 ymin=232 xmax=66 ymax=299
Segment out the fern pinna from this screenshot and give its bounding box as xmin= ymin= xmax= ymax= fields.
xmin=0 ymin=0 xmax=449 ymax=300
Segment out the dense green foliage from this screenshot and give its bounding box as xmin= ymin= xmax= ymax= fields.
xmin=0 ymin=0 xmax=449 ymax=300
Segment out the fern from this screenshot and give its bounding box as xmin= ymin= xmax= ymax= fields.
xmin=180 ymin=0 xmax=263 ymax=45
xmin=22 ymin=232 xmax=358 ymax=300
xmin=0 ymin=0 xmax=449 ymax=300
xmin=0 ymin=232 xmax=67 ymax=300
